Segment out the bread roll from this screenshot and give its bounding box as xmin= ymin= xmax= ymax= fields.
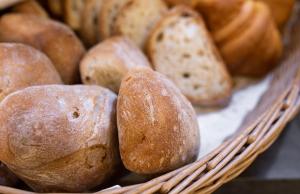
xmin=113 ymin=0 xmax=168 ymax=49
xmin=0 ymin=13 xmax=86 ymax=84
xmin=98 ymin=0 xmax=131 ymax=40
xmin=257 ymin=0 xmax=295 ymax=28
xmin=196 ymin=0 xmax=283 ymax=76
xmin=80 ymin=0 xmax=104 ymax=46
xmin=0 ymin=85 xmax=119 ymax=192
xmin=0 ymin=43 xmax=62 ymax=102
xmin=12 ymin=0 xmax=48 ymax=18
xmin=117 ymin=67 xmax=200 ymax=174
xmin=80 ymin=37 xmax=151 ymax=93
xmin=148 ymin=6 xmax=232 ymax=106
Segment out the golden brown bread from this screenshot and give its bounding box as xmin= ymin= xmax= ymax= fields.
xmin=164 ymin=0 xmax=198 ymax=7
xmin=257 ymin=0 xmax=295 ymax=28
xmin=80 ymin=37 xmax=151 ymax=93
xmin=80 ymin=0 xmax=104 ymax=46
xmin=117 ymin=67 xmax=200 ymax=174
xmin=0 ymin=13 xmax=86 ymax=84
xmin=147 ymin=6 xmax=232 ymax=106
xmin=12 ymin=0 xmax=48 ymax=18
xmin=0 ymin=43 xmax=62 ymax=102
xmin=195 ymin=0 xmax=283 ymax=76
xmin=47 ymin=0 xmax=64 ymax=17
xmin=0 ymin=85 xmax=120 ymax=192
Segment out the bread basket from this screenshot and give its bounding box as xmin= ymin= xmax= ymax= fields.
xmin=0 ymin=0 xmax=300 ymax=193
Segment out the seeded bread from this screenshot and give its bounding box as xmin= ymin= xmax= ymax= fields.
xmin=80 ymin=37 xmax=151 ymax=93
xmin=98 ymin=0 xmax=131 ymax=40
xmin=113 ymin=0 xmax=168 ymax=49
xmin=148 ymin=6 xmax=232 ymax=106
xmin=0 ymin=13 xmax=86 ymax=84
xmin=117 ymin=67 xmax=200 ymax=174
xmin=64 ymin=0 xmax=85 ymax=30
xmin=80 ymin=0 xmax=104 ymax=47
xmin=12 ymin=0 xmax=48 ymax=18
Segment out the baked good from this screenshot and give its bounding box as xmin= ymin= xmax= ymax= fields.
xmin=64 ymin=0 xmax=85 ymax=30
xmin=0 ymin=85 xmax=119 ymax=192
xmin=47 ymin=0 xmax=64 ymax=17
xmin=164 ymin=0 xmax=197 ymax=7
xmin=117 ymin=67 xmax=200 ymax=174
xmin=257 ymin=0 xmax=295 ymax=28
xmin=12 ymin=0 xmax=48 ymax=18
xmin=195 ymin=0 xmax=283 ymax=76
xmin=80 ymin=0 xmax=104 ymax=46
xmin=80 ymin=37 xmax=151 ymax=93
xmin=98 ymin=0 xmax=131 ymax=40
xmin=0 ymin=43 xmax=62 ymax=102
xmin=148 ymin=6 xmax=232 ymax=106
xmin=113 ymin=0 xmax=168 ymax=49
xmin=0 ymin=13 xmax=86 ymax=84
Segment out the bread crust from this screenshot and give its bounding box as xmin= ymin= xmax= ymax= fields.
xmin=98 ymin=0 xmax=131 ymax=40
xmin=117 ymin=67 xmax=200 ymax=174
xmin=0 ymin=43 xmax=62 ymax=102
xmin=147 ymin=6 xmax=232 ymax=106
xmin=113 ymin=0 xmax=168 ymax=49
xmin=257 ymin=0 xmax=295 ymax=28
xmin=0 ymin=13 xmax=86 ymax=84
xmin=80 ymin=37 xmax=151 ymax=93
xmin=64 ymin=0 xmax=85 ymax=30
xmin=12 ymin=0 xmax=48 ymax=18
xmin=196 ymin=0 xmax=283 ymax=76
xmin=0 ymin=85 xmax=119 ymax=192
xmin=47 ymin=0 xmax=64 ymax=17
xmin=80 ymin=0 xmax=104 ymax=47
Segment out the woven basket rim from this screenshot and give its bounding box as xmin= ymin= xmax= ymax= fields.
xmin=0 ymin=0 xmax=300 ymax=194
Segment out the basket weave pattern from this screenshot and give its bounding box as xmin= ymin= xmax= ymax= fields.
xmin=0 ymin=1 xmax=300 ymax=194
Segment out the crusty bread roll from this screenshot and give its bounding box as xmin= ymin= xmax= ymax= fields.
xmin=0 ymin=43 xmax=62 ymax=102
xmin=113 ymin=0 xmax=168 ymax=49
xmin=195 ymin=0 xmax=283 ymax=76
xmin=80 ymin=37 xmax=151 ymax=93
xmin=98 ymin=0 xmax=131 ymax=40
xmin=0 ymin=85 xmax=119 ymax=192
xmin=148 ymin=6 xmax=232 ymax=106
xmin=12 ymin=0 xmax=48 ymax=18
xmin=257 ymin=0 xmax=295 ymax=28
xmin=64 ymin=0 xmax=85 ymax=30
xmin=80 ymin=0 xmax=104 ymax=46
xmin=0 ymin=13 xmax=86 ymax=84
xmin=117 ymin=67 xmax=200 ymax=174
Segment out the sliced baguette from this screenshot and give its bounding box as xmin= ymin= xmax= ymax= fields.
xmin=64 ymin=0 xmax=85 ymax=30
xmin=148 ymin=6 xmax=232 ymax=106
xmin=80 ymin=0 xmax=104 ymax=46
xmin=98 ymin=0 xmax=131 ymax=40
xmin=113 ymin=0 xmax=168 ymax=49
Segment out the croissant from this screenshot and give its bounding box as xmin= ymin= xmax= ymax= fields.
xmin=257 ymin=0 xmax=295 ymax=28
xmin=195 ymin=0 xmax=283 ymax=76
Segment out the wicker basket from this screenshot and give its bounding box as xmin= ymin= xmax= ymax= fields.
xmin=0 ymin=0 xmax=300 ymax=194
